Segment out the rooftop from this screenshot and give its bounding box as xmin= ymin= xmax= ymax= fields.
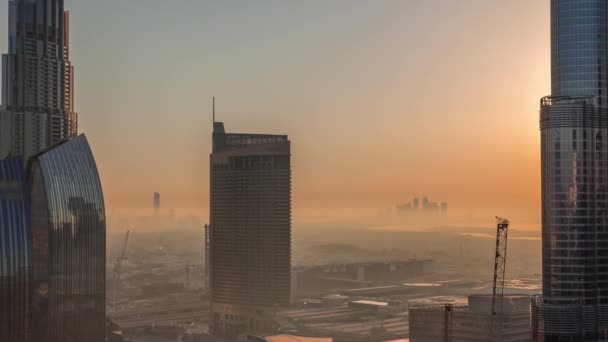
xmin=263 ymin=335 xmax=333 ymax=342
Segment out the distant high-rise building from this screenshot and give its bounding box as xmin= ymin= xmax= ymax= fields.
xmin=28 ymin=134 xmax=106 ymax=342
xmin=1 ymin=0 xmax=78 ymax=160
xmin=154 ymin=192 xmax=160 ymax=213
xmin=209 ymin=121 xmax=292 ymax=336
xmin=0 ymin=157 xmax=30 ymax=342
xmin=413 ymin=197 xmax=420 ymax=210
xmin=534 ymin=0 xmax=608 ymax=340
xmin=421 ymin=196 xmax=440 ymax=214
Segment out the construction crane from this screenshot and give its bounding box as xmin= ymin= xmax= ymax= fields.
xmin=491 ymin=217 xmax=509 ymax=316
xmin=112 ymin=230 xmax=130 ymax=309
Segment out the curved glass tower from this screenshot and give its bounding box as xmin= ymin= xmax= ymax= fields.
xmin=0 ymin=157 xmax=30 ymax=342
xmin=534 ymin=1 xmax=608 ymax=340
xmin=28 ymin=134 xmax=106 ymax=342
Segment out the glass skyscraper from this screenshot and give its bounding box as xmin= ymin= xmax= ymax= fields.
xmin=1 ymin=0 xmax=77 ymax=160
xmin=0 ymin=157 xmax=30 ymax=342
xmin=534 ymin=1 xmax=608 ymax=340
xmin=551 ymin=0 xmax=608 ymax=106
xmin=28 ymin=134 xmax=106 ymax=342
xmin=209 ymin=122 xmax=292 ymax=337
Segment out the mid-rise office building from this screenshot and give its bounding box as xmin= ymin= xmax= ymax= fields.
xmin=209 ymin=121 xmax=292 ymax=336
xmin=0 ymin=157 xmax=30 ymax=342
xmin=28 ymin=134 xmax=106 ymax=342
xmin=1 ymin=0 xmax=77 ymax=160
xmin=534 ymin=0 xmax=608 ymax=340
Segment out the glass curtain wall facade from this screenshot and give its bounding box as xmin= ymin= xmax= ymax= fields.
xmin=28 ymin=134 xmax=106 ymax=342
xmin=551 ymin=0 xmax=608 ymax=107
xmin=535 ymin=1 xmax=608 ymax=340
xmin=0 ymin=157 xmax=30 ymax=342
xmin=209 ymin=122 xmax=292 ymax=337
xmin=536 ymin=97 xmax=608 ymax=341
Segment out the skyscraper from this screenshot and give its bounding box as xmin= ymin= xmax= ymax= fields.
xmin=0 ymin=157 xmax=30 ymax=342
xmin=534 ymin=1 xmax=608 ymax=340
xmin=154 ymin=192 xmax=160 ymax=213
xmin=1 ymin=0 xmax=77 ymax=160
xmin=28 ymin=134 xmax=106 ymax=342
xmin=209 ymin=121 xmax=292 ymax=337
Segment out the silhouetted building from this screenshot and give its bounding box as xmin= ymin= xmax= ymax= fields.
xmin=0 ymin=157 xmax=30 ymax=342
xmin=209 ymin=121 xmax=292 ymax=336
xmin=421 ymin=196 xmax=439 ymax=214
xmin=28 ymin=134 xmax=106 ymax=342
xmin=154 ymin=192 xmax=160 ymax=213
xmin=534 ymin=0 xmax=608 ymax=340
xmin=394 ymin=196 xmax=446 ymax=218
xmin=396 ymin=202 xmax=413 ymax=215
xmin=440 ymin=202 xmax=448 ymax=215
xmin=1 ymin=0 xmax=77 ymax=160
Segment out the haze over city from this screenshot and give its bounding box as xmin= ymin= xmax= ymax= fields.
xmin=0 ymin=0 xmax=549 ymax=230
xmin=9 ymin=0 xmax=608 ymax=341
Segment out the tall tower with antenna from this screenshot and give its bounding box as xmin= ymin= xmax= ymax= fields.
xmin=209 ymin=108 xmax=292 ymax=336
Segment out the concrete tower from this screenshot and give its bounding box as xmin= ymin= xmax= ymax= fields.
xmin=1 ymin=0 xmax=78 ymax=160
xmin=209 ymin=121 xmax=292 ymax=337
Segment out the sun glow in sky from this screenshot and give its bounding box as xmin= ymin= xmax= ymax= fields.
xmin=0 ymin=0 xmax=550 ymax=230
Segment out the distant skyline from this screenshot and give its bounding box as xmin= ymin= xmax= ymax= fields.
xmin=0 ymin=0 xmax=550 ymax=230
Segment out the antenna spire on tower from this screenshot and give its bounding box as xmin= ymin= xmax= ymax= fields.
xmin=213 ymin=97 xmax=215 ymax=124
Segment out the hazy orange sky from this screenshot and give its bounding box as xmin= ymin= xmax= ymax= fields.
xmin=1 ymin=1 xmax=550 ymax=230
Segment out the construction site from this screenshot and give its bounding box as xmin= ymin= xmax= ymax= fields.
xmin=408 ymin=294 xmax=531 ymax=341
xmin=407 ymin=218 xmax=532 ymax=342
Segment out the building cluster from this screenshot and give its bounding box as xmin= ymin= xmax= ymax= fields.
xmin=293 ymin=260 xmax=434 ymax=292
xmin=395 ymin=196 xmax=447 ymax=217
xmin=0 ymin=1 xmax=106 ymax=342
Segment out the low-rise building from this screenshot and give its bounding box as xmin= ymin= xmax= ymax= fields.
xmin=408 ymin=294 xmax=531 ymax=342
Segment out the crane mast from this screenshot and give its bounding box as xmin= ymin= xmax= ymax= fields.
xmin=492 ymin=217 xmax=509 ymax=316
xmin=491 ymin=217 xmax=509 ymax=316
xmin=112 ymin=230 xmax=130 ymax=309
